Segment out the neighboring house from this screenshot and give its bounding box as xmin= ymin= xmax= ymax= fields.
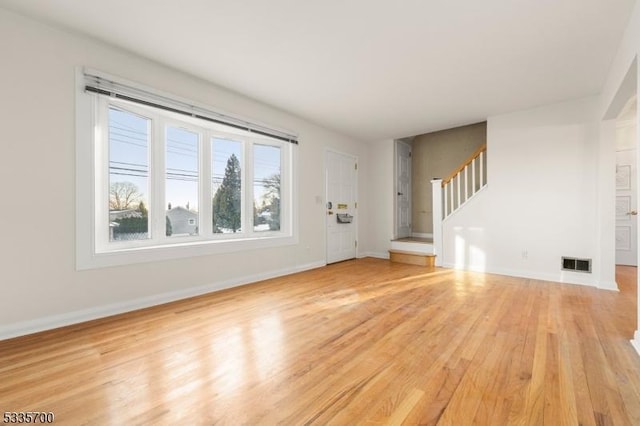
xmin=109 ymin=210 xmax=145 ymax=241
xmin=166 ymin=206 xmax=198 ymax=236
xmin=109 ymin=209 xmax=142 ymax=221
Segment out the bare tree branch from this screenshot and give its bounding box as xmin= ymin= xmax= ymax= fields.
xmin=110 ymin=181 xmax=142 ymax=210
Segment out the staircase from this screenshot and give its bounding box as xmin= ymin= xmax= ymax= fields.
xmin=440 ymin=143 xmax=487 ymax=219
xmin=389 ymin=143 xmax=487 ymax=267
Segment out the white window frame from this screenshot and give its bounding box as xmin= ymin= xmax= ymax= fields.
xmin=76 ymin=69 xmax=297 ymax=270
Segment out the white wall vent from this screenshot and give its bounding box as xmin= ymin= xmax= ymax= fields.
xmin=561 ymin=257 xmax=592 ymax=273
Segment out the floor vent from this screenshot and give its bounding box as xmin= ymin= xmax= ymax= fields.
xmin=561 ymin=257 xmax=592 ymax=273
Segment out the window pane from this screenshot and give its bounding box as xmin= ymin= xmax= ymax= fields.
xmin=166 ymin=127 xmax=199 ymax=237
xmin=108 ymin=107 xmax=150 ymax=242
xmin=254 ymin=144 xmax=281 ymax=232
xmin=212 ymin=138 xmax=243 ymax=233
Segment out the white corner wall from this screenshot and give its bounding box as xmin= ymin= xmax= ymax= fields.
xmin=442 ymin=97 xmax=611 ymax=288
xmin=0 ymin=8 xmax=370 ymax=339
xmin=597 ymin=1 xmax=640 ymax=352
xmin=361 ymin=139 xmax=395 ymax=259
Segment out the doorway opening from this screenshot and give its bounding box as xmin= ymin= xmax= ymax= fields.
xmin=603 ymin=56 xmax=639 ymax=353
xmin=394 ymin=139 xmax=412 ymax=240
xmin=615 ymin=95 xmax=638 ymax=267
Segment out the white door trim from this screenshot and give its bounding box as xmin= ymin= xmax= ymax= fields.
xmin=394 ymin=140 xmax=412 ymax=239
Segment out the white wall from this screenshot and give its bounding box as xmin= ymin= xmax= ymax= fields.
xmin=596 ymin=119 xmax=617 ymax=288
xmin=442 ymin=97 xmax=610 ymax=288
xmin=600 ymin=3 xmax=640 ymax=120
xmin=598 ymin=1 xmax=640 ymax=352
xmin=0 ymin=8 xmax=369 ymax=338
xmin=361 ymin=139 xmax=395 ymax=259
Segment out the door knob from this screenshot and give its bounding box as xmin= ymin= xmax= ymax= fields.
xmin=397 ymin=192 xmax=403 ymax=196
xmin=629 ymin=210 xmax=638 ymax=216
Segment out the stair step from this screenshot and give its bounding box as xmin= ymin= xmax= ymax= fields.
xmin=389 ymin=249 xmax=436 ymax=267
xmin=390 ymin=240 xmax=435 ymax=254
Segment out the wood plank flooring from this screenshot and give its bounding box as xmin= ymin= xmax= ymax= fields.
xmin=1 ymin=259 xmax=640 ymax=425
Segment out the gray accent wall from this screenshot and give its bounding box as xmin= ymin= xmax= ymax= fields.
xmin=412 ymin=122 xmax=487 ymax=234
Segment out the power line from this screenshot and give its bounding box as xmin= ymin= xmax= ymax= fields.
xmin=167 ymin=166 xmax=197 ymax=173
xmin=110 ymin=128 xmax=147 ymax=140
xmin=110 ymin=137 xmax=148 ymax=149
xmin=111 ymin=160 xmax=148 ymax=168
xmin=166 ymin=149 xmax=197 ymax=159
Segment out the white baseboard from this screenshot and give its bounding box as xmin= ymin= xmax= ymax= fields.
xmin=440 ymin=262 xmax=606 ymax=289
xmin=632 ymin=331 xmax=640 ymax=357
xmin=358 ymin=251 xmax=390 ymax=260
xmin=597 ymin=280 xmax=620 ymax=291
xmin=0 ymin=260 xmax=326 ymax=341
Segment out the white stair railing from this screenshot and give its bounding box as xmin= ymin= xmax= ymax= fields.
xmin=431 ymin=144 xmax=487 ymax=267
xmin=441 ymin=144 xmax=487 ymax=219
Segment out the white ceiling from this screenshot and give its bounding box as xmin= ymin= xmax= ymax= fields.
xmin=1 ymin=0 xmax=636 ymax=141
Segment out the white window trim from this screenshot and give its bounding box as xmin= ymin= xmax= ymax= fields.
xmin=76 ymin=69 xmax=298 ymax=270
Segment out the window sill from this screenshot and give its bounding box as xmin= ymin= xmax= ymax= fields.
xmin=77 ymin=234 xmax=297 ymax=270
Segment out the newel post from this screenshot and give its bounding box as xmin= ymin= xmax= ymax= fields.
xmin=431 ymin=178 xmax=443 ymax=267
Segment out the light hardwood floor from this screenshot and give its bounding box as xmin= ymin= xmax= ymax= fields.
xmin=1 ymin=259 xmax=640 ymax=425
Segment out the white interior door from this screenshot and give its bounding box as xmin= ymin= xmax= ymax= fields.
xmin=616 ymin=148 xmax=637 ymax=266
xmin=326 ymin=151 xmax=357 ymax=264
xmin=396 ymin=141 xmax=411 ymax=239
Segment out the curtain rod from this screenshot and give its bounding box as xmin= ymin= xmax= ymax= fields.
xmin=84 ymin=83 xmax=298 ymax=145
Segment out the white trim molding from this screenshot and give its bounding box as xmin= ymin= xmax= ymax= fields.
xmin=359 ymin=251 xmax=390 ymax=260
xmin=440 ymin=263 xmax=618 ymax=290
xmin=597 ymin=280 xmax=620 ymax=291
xmin=631 ymin=330 xmax=640 ymax=357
